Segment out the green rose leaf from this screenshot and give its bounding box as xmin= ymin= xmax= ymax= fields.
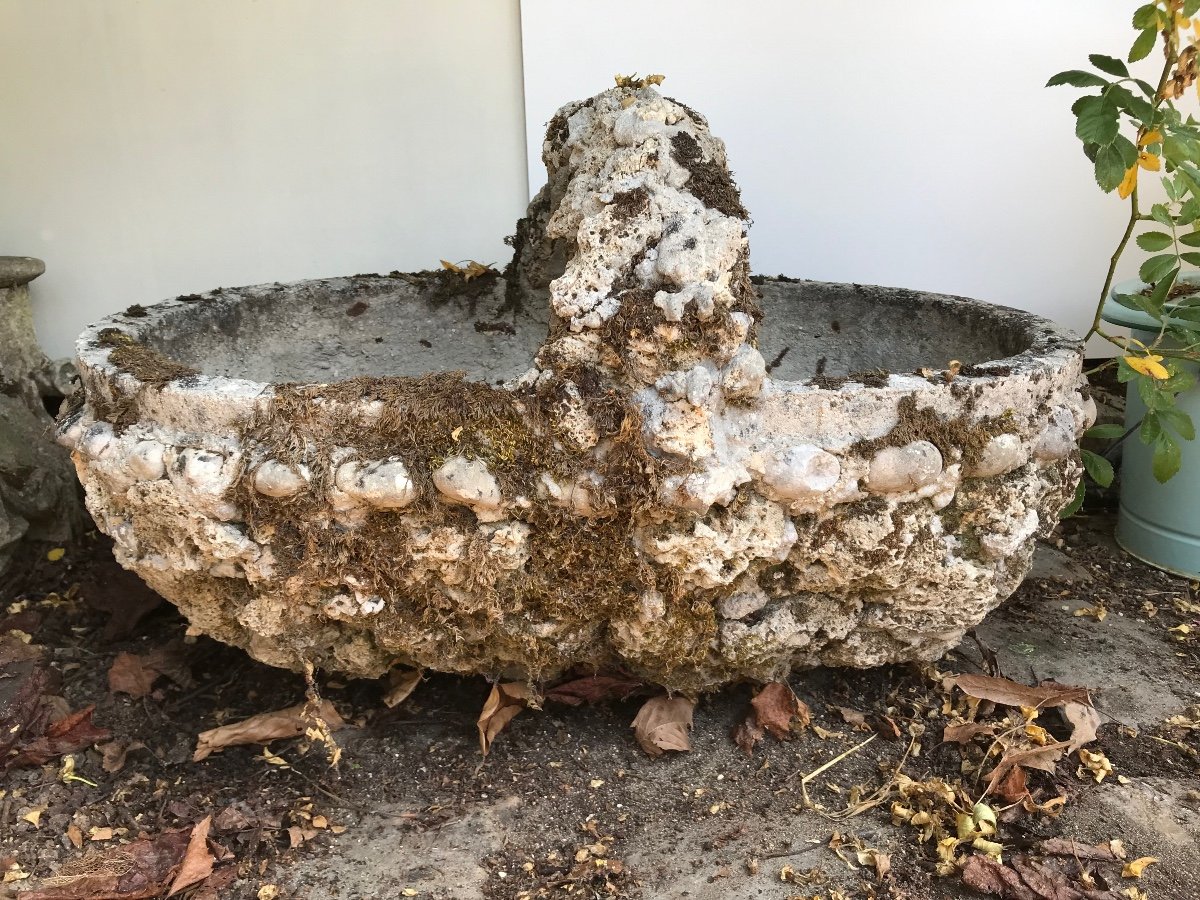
xmin=1139 ymin=253 xmax=1179 ymax=284
xmin=1132 ymin=3 xmax=1162 ymax=29
xmin=1160 ymin=407 xmax=1197 ymax=441
xmin=1151 ymin=203 xmax=1175 ymax=227
xmin=1107 ymin=85 xmax=1154 ymax=122
xmin=1081 ymin=448 xmax=1115 ymax=487
xmin=1089 ymin=54 xmax=1130 ymax=77
xmin=1139 ymin=410 xmax=1162 ymax=441
xmin=1153 ymin=433 xmax=1183 ymax=482
xmin=1136 ymin=231 xmax=1174 ymax=251
xmin=1046 ymin=70 xmax=1110 ymax=88
xmin=1129 ymin=27 xmax=1158 ymax=63
xmin=1094 ymin=144 xmax=1128 ymax=192
xmin=1074 ymin=95 xmax=1121 ymax=145
xmin=1059 ymin=480 xmax=1086 ymax=519
xmin=1085 ymin=423 xmax=1126 ymax=440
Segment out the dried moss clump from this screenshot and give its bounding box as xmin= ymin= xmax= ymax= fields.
xmin=852 ymin=394 xmax=1018 ymax=468
xmin=670 ymin=132 xmax=748 ymax=219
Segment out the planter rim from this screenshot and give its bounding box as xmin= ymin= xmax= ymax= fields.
xmin=1103 ymin=275 xmax=1200 ymax=331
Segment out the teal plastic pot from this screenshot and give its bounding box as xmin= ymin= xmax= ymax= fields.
xmin=1102 ymin=280 xmax=1200 ymax=578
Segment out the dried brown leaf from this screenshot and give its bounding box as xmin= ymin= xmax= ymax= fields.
xmin=836 ymin=706 xmax=867 ymax=727
xmin=751 ymin=682 xmax=808 ymax=740
xmin=953 ymin=674 xmax=1091 ymax=710
xmin=107 ymin=652 xmax=161 ymax=698
xmin=732 ymin=715 xmax=764 ymax=754
xmin=942 ymin=722 xmax=998 ymax=744
xmin=1040 ymin=838 xmax=1121 ymax=861
xmin=544 ymin=674 xmax=643 ymax=706
xmin=20 ymin=827 xmax=192 ymax=900
xmin=477 ymin=682 xmax=533 ymax=756
xmin=381 ymin=668 xmax=422 ymax=708
xmin=962 ymin=853 xmax=1127 ymax=899
xmin=167 ymin=816 xmax=214 ymax=896
xmin=1062 ymin=702 xmax=1102 ymax=753
xmin=632 ymin=695 xmax=693 ymax=757
xmin=984 ymin=740 xmax=1072 ymax=798
xmin=193 ymin=700 xmax=344 ymax=761
xmin=6 ymin=705 xmax=110 ymax=770
xmin=97 ymin=738 xmax=145 ymax=773
xmin=1122 ymin=857 xmax=1158 ymax=879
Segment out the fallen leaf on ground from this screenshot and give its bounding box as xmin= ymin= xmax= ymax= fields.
xmin=6 ymin=705 xmax=110 ymax=770
xmin=751 ymin=682 xmax=810 ymax=740
xmin=1122 ymin=857 xmax=1158 ymax=879
xmin=856 ymin=847 xmax=891 ymax=882
xmin=97 ymin=737 xmax=146 ymax=773
xmin=1079 ymin=748 xmax=1114 ymax=783
xmin=836 ymin=706 xmax=867 ymax=727
xmin=22 ymin=807 xmax=45 ymax=827
xmin=477 ymin=682 xmax=534 ymax=756
xmin=167 ymin=815 xmax=214 ymax=896
xmin=107 ymin=645 xmax=194 ymax=698
xmin=193 ymin=699 xmax=345 ymax=761
xmin=212 ymin=807 xmax=253 ymax=834
xmin=381 ymin=668 xmax=422 ymax=708
xmin=953 ymin=674 xmax=1091 ymax=710
xmin=984 ymin=741 xmax=1072 ymax=798
xmin=993 ymin=765 xmax=1029 ymax=803
xmin=943 ymin=722 xmax=998 ymax=744
xmin=544 ymin=674 xmax=643 ymax=706
xmin=20 ymin=828 xmax=192 ymax=899
xmin=632 ymin=695 xmax=694 ymax=757
xmin=962 ymin=853 xmax=1127 ymax=899
xmin=1062 ymin=702 xmax=1102 ymax=753
xmin=107 ymin=652 xmax=161 ymax=698
xmin=732 ymin=715 xmax=765 ymax=754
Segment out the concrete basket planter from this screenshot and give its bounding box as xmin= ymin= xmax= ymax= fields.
xmin=1102 ymin=279 xmax=1200 ymax=578
xmin=57 ymin=88 xmax=1091 ymax=690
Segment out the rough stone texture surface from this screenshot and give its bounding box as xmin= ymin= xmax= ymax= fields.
xmin=59 ymin=88 xmax=1090 ymax=691
xmin=1 ymin=256 xmax=82 ymax=573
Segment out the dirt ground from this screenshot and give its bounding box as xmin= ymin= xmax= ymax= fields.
xmin=2 ymin=503 xmax=1199 ymax=900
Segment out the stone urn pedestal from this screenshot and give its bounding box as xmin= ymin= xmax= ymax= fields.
xmin=0 ymin=257 xmax=84 ymax=573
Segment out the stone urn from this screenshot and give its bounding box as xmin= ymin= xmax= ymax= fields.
xmin=0 ymin=257 xmax=83 ymax=573
xmin=57 ymin=88 xmax=1091 ymax=691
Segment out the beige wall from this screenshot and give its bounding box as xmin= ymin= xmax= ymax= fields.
xmin=0 ymin=0 xmax=528 ymax=358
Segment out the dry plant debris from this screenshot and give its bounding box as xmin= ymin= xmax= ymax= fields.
xmin=192 ymin=699 xmax=345 ymax=762
xmin=734 ymin=681 xmax=813 ymax=752
xmin=17 ymin=815 xmax=233 ymax=900
xmin=438 ymin=259 xmax=498 ymax=282
xmin=2 ymin=635 xmax=110 ymax=771
xmin=381 ymin=667 xmax=422 ymax=708
xmin=631 ymin=694 xmax=694 ymax=757
xmin=477 ymin=681 xmax=536 ymax=756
